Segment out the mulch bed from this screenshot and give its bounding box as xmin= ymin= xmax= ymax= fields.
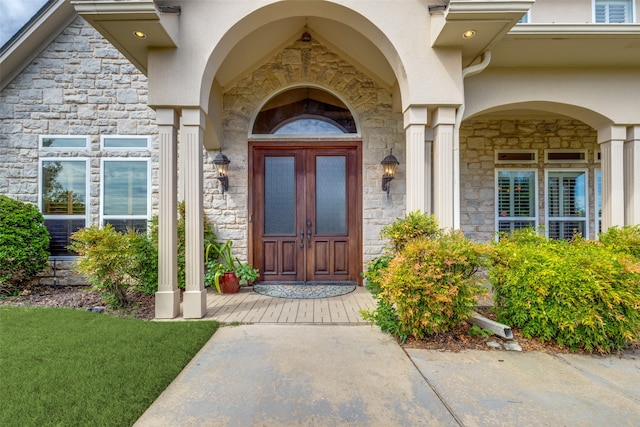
xmin=0 ymin=284 xmax=155 ymax=320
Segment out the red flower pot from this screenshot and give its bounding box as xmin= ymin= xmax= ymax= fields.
xmin=220 ymin=272 xmax=241 ymax=294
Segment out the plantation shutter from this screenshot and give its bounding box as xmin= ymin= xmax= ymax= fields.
xmin=497 ymin=171 xmax=536 ymax=233
xmin=547 ymin=171 xmax=587 ymax=239
xmin=595 ymin=1 xmax=631 ymax=23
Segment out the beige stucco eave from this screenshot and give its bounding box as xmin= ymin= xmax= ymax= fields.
xmin=431 ymin=0 xmax=534 ymax=66
xmin=71 ymin=0 xmax=179 ymax=75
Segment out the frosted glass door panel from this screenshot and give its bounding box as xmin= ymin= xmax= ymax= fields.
xmin=264 ymin=157 xmax=295 ymax=235
xmin=315 ymin=156 xmax=346 ymax=235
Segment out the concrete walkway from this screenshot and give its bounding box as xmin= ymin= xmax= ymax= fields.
xmin=137 ymin=287 xmax=640 ymax=427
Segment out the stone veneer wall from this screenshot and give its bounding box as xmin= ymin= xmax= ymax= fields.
xmin=459 ymin=119 xmax=599 ymax=242
xmin=211 ymin=36 xmax=406 ymax=264
xmin=0 ymin=17 xmax=158 ymax=285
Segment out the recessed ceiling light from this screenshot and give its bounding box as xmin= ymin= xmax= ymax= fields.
xmin=133 ymin=31 xmax=147 ymax=39
xmin=462 ymin=30 xmax=477 ymax=39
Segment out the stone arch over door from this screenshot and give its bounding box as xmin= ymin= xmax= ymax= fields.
xmin=209 ymin=34 xmax=405 ymax=270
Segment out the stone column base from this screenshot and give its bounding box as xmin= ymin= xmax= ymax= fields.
xmin=183 ymin=290 xmax=207 ymax=319
xmin=155 ymin=289 xmax=181 ymax=319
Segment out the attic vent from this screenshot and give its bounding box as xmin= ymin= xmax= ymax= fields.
xmin=495 ymin=150 xmax=537 ymax=164
xmin=545 ymin=150 xmax=587 ymax=163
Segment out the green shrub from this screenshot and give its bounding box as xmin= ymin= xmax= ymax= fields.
xmin=380 ymin=210 xmax=441 ymax=253
xmin=149 ymin=201 xmax=218 ymax=289
xmin=490 ymin=228 xmax=640 ymax=353
xmin=361 ymin=254 xmax=392 ymax=296
xmin=0 ymin=196 xmax=50 ymax=295
xmin=69 ymin=225 xmax=153 ymax=307
xmin=366 ymin=231 xmax=488 ymax=342
xmin=599 ymin=225 xmax=640 ymax=259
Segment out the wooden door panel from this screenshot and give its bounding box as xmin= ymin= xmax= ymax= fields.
xmin=333 ymin=241 xmax=348 ymax=274
xmin=250 ymin=142 xmax=361 ymax=284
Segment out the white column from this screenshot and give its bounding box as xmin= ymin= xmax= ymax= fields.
xmin=432 ymin=107 xmax=456 ymax=229
xmin=154 ymin=108 xmax=180 ymax=319
xmin=599 ymin=125 xmax=626 ymax=231
xmin=181 ymin=108 xmax=206 ymax=319
xmin=404 ymin=106 xmax=428 ymax=213
xmin=425 ymin=128 xmax=433 ymax=215
xmin=625 ymin=125 xmax=640 ymax=225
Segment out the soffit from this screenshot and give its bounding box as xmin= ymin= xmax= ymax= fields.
xmin=491 ymin=24 xmax=640 ymax=67
xmin=431 ymin=0 xmax=534 ymax=66
xmin=71 ymin=0 xmax=178 ymax=74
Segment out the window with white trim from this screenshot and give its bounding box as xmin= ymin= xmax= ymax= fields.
xmin=595 ymin=169 xmax=602 ymax=236
xmin=40 ymin=159 xmax=89 ymax=256
xmin=496 ymin=170 xmax=537 ymax=233
xmin=40 ymin=135 xmax=88 ymax=150
xmin=546 ymin=170 xmax=588 ymax=240
xmin=101 ymin=135 xmax=149 ymax=150
xmin=101 ymin=159 xmax=150 ymax=233
xmin=595 ymin=0 xmax=633 ymax=23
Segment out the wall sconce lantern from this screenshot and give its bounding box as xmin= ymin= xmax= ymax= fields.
xmin=381 ymin=149 xmax=399 ymax=196
xmin=213 ymin=149 xmax=230 ymax=195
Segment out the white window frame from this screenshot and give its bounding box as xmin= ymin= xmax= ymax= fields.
xmin=100 ymin=158 xmax=152 ymax=230
xmin=545 ymin=169 xmax=589 ymax=239
xmin=38 ymin=157 xmax=90 ymax=258
xmin=39 ymin=135 xmax=89 ymax=150
xmin=544 ymin=149 xmax=588 ymax=164
xmin=593 ymin=0 xmax=634 ymax=23
xmin=595 ymin=168 xmax=602 ymax=237
xmin=100 ymin=135 xmax=150 ymax=150
xmin=495 ymin=149 xmax=538 ymax=165
xmin=495 ymin=169 xmax=539 ymax=236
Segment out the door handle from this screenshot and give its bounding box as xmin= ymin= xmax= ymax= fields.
xmin=300 ymin=229 xmax=305 ymax=248
xmin=307 ymin=229 xmax=311 ymax=248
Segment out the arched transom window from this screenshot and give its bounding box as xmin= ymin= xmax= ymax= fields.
xmin=252 ymin=88 xmax=356 ymax=135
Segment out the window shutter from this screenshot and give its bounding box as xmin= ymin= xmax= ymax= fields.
xmin=595 ymin=1 xmax=631 ymax=23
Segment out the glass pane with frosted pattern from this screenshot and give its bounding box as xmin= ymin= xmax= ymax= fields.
xmin=316 ymin=156 xmax=346 ymax=235
xmin=265 ymin=157 xmax=295 ymax=235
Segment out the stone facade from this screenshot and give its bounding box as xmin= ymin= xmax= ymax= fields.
xmin=459 ymin=119 xmax=599 ymax=242
xmin=0 ymin=17 xmax=158 ymax=283
xmin=213 ymin=36 xmax=406 ymax=263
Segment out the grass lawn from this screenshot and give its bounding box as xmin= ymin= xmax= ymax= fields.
xmin=0 ymin=306 xmax=219 ymax=426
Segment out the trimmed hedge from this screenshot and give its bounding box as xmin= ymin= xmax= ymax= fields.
xmin=0 ymin=196 xmax=50 ymax=294
xmin=490 ymin=228 xmax=640 ymax=353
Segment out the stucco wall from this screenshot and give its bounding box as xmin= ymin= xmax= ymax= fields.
xmin=212 ymin=35 xmax=406 ymax=264
xmin=460 ymin=118 xmax=599 ymax=242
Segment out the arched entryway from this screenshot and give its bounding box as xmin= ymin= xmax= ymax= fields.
xmin=248 ymin=88 xmax=362 ymax=284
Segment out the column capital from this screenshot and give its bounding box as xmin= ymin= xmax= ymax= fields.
xmin=403 ymin=106 xmax=428 ymax=129
xmin=155 ymin=108 xmax=179 ymax=127
xmin=597 ymin=124 xmax=627 ymax=144
xmin=181 ymin=107 xmax=206 ymax=128
xmin=627 ymin=125 xmax=640 ymax=141
xmin=431 ymin=107 xmax=456 ymax=126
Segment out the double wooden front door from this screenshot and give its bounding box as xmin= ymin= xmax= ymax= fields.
xmin=250 ymin=143 xmax=361 ymax=283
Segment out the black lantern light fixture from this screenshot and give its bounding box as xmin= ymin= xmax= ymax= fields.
xmin=381 ymin=149 xmax=399 ymax=196
xmin=213 ymin=149 xmax=231 ymax=195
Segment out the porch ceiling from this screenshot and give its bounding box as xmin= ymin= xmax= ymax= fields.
xmin=492 ymin=25 xmax=640 ymax=67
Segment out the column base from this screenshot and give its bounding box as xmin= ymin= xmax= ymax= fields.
xmin=154 ymin=289 xmax=181 ymax=319
xmin=183 ymin=290 xmax=207 ymax=319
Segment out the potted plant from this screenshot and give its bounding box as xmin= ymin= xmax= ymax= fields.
xmin=235 ymin=262 xmax=260 ymax=286
xmin=205 ymin=241 xmax=240 ymax=294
